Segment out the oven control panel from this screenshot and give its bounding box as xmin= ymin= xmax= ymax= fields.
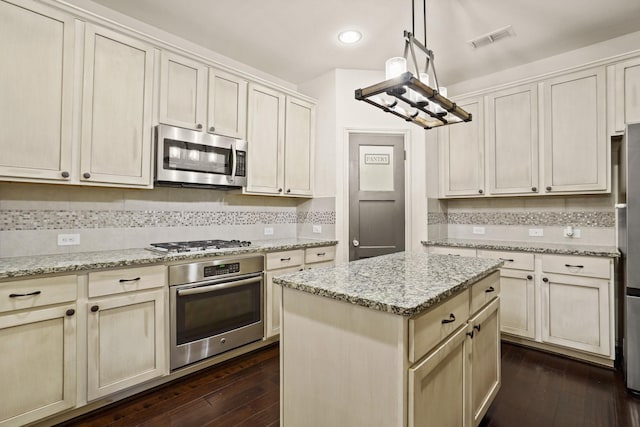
xmin=203 ymin=262 xmax=240 ymax=277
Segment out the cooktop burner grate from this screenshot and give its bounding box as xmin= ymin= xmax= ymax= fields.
xmin=147 ymin=239 xmax=251 ymax=253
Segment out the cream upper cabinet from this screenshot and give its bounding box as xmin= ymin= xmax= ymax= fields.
xmin=284 ymin=96 xmax=315 ymax=196
xmin=81 ymin=24 xmax=155 ymax=187
xmin=208 ymin=68 xmax=248 ymax=139
xmin=246 ymin=84 xmax=315 ymax=197
xmin=486 ymin=84 xmax=539 ymax=195
xmin=542 ymin=67 xmax=608 ymax=193
xmin=0 ymin=0 xmax=75 ymax=183
xmin=246 ymin=83 xmax=285 ymax=194
xmin=159 ymin=51 xmax=207 ymax=131
xmin=440 ymin=97 xmax=485 ymax=197
xmin=612 ymin=57 xmax=640 ymax=134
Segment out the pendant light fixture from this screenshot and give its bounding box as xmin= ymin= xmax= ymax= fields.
xmin=354 ymin=0 xmax=471 ymax=129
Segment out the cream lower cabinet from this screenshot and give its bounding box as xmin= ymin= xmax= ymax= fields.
xmin=282 ymin=271 xmax=500 ymax=427
xmin=409 ymin=325 xmax=469 ymax=427
xmin=86 ymin=266 xmax=167 ymax=400
xmin=265 ymin=249 xmax=304 ymax=338
xmin=498 ymin=269 xmax=535 ymax=339
xmin=468 ymin=298 xmax=500 ymax=427
xmin=0 ymin=275 xmax=78 ymax=427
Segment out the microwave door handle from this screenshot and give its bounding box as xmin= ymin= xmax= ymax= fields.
xmin=230 ymin=142 xmax=237 ymax=183
xmin=177 ymin=276 xmax=262 ymax=296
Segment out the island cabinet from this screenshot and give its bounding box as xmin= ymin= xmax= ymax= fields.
xmin=86 ymin=265 xmax=167 ymax=401
xmin=0 ymin=275 xmax=78 ymax=427
xmin=278 ymin=252 xmax=501 ymax=427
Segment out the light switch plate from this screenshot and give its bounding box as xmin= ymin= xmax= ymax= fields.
xmin=472 ymin=226 xmax=486 ymax=235
xmin=58 ymin=233 xmax=80 ymax=246
xmin=312 ymin=225 xmax=322 ymax=234
xmin=528 ymin=228 xmax=544 ymax=237
xmin=264 ymin=227 xmax=274 ymax=236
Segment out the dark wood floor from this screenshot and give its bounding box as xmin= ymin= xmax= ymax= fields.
xmin=58 ymin=342 xmax=640 ymax=427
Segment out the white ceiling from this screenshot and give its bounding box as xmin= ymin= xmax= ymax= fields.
xmin=84 ymin=0 xmax=640 ymax=86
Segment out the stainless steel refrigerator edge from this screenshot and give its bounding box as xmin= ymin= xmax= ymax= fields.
xmin=621 ymin=122 xmax=640 ymax=392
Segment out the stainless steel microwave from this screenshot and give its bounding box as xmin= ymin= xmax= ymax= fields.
xmin=155 ymin=124 xmax=247 ymax=188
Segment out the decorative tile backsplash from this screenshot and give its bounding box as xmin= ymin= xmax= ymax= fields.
xmin=428 ymin=210 xmax=614 ymax=228
xmin=0 ymin=209 xmax=336 ymax=231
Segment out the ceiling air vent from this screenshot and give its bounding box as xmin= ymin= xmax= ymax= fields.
xmin=468 ymin=25 xmax=514 ymax=49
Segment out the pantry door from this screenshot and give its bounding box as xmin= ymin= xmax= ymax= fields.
xmin=349 ymin=133 xmax=405 ymax=261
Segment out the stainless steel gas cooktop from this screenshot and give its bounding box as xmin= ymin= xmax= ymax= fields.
xmin=147 ymin=239 xmax=251 ymax=253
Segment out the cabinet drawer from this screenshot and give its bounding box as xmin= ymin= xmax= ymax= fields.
xmin=305 ymin=246 xmax=336 ymax=264
xmin=305 ymin=261 xmax=335 ymax=270
xmin=477 ymin=250 xmax=534 ymax=271
xmin=0 ymin=275 xmax=77 ymax=313
xmin=88 ymin=265 xmax=166 ymax=298
xmin=428 ymin=246 xmax=477 ymax=257
xmin=409 ymin=289 xmax=470 ymax=364
xmin=470 ymin=271 xmax=501 ymax=315
xmin=541 ymin=255 xmax=611 ymax=279
xmin=266 ymin=250 xmax=304 ymax=270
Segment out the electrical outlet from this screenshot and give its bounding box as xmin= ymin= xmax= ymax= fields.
xmin=472 ymin=226 xmax=486 ymax=235
xmin=264 ymin=227 xmax=274 ymax=236
xmin=58 ymin=233 xmax=80 ymax=246
xmin=312 ymin=225 xmax=322 ymax=234
xmin=528 ymin=228 xmax=544 ymax=237
xmin=564 ymin=227 xmax=582 ymax=238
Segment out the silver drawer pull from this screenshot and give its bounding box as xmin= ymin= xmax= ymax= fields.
xmin=9 ymin=290 xmax=41 ymax=298
xmin=565 ymin=264 xmax=584 ymax=269
xmin=441 ymin=313 xmax=456 ymax=324
xmin=177 ymin=276 xmax=262 ymax=296
xmin=119 ymin=277 xmax=141 ymax=283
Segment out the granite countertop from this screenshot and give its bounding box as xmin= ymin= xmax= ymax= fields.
xmin=422 ymin=238 xmax=619 ymax=258
xmin=274 ymin=251 xmax=502 ymax=317
xmin=0 ymin=238 xmax=338 ymax=280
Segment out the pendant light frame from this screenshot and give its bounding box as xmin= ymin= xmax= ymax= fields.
xmin=354 ymin=1 xmax=472 ymax=129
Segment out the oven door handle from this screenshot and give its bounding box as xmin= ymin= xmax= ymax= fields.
xmin=177 ymin=276 xmax=262 ymax=296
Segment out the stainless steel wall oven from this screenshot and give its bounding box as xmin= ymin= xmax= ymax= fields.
xmin=169 ymin=255 xmax=264 ymax=370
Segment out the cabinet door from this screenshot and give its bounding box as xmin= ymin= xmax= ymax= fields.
xmin=284 ymin=97 xmax=315 ymax=196
xmin=468 ymin=298 xmax=500 ymax=427
xmin=159 ymin=51 xmax=207 ymax=131
xmin=0 ymin=305 xmax=76 ymax=427
xmin=208 ymin=68 xmax=248 ymax=139
xmin=543 ymin=67 xmax=608 ymax=193
xmin=440 ymin=97 xmax=485 ymax=197
xmin=265 ymin=265 xmax=302 ymax=338
xmin=541 ymin=273 xmax=610 ymax=356
xmin=87 ymin=289 xmax=166 ymax=400
xmin=246 ymin=84 xmax=286 ymax=194
xmin=408 ymin=326 xmax=469 ymax=427
xmin=81 ymin=24 xmax=154 ymax=187
xmin=0 ymin=0 xmax=74 ymax=182
xmin=614 ymin=57 xmax=640 ymax=133
xmin=499 ymin=269 xmax=535 ymax=339
xmin=486 ymin=84 xmax=539 ymax=195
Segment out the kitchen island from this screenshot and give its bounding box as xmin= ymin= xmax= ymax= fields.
xmin=274 ymin=251 xmax=503 ymax=427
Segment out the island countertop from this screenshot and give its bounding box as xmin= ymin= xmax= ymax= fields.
xmin=274 ymin=251 xmax=502 ymax=317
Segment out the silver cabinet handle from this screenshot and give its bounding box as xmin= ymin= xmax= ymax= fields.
xmin=177 ymin=276 xmax=262 ymax=296
xmin=352 ymin=239 xmax=360 ymax=247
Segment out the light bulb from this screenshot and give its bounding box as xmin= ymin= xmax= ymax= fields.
xmin=385 ymin=57 xmax=407 ymax=79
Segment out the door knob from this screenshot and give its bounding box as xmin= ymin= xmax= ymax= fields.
xmin=352 ymin=239 xmax=360 ymax=247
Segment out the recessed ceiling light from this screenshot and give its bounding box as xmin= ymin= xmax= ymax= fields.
xmin=338 ymin=30 xmax=362 ymax=44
